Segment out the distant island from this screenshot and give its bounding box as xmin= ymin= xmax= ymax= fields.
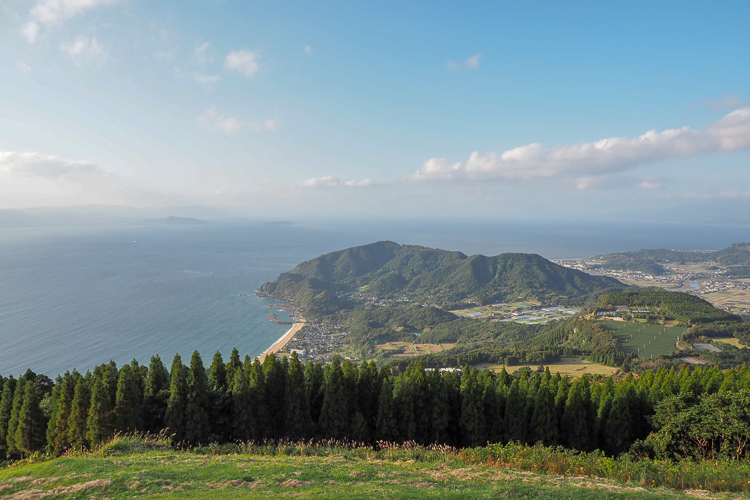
xmin=142 ymin=216 xmax=208 ymax=226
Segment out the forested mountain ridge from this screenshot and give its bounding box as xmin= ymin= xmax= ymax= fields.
xmin=592 ymin=242 xmax=750 ymax=275
xmin=259 ymin=241 xmax=627 ymax=311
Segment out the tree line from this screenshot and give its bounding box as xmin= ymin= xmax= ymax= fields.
xmin=1 ymin=351 xmax=750 ymax=461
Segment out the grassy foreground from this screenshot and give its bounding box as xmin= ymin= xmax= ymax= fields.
xmin=1 ymin=436 xmax=750 ymax=499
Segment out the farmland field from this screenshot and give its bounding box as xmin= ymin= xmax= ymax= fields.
xmin=598 ymin=320 xmax=685 ymax=358
xmin=376 ymin=341 xmax=455 ymax=357
xmin=713 ymin=336 xmax=747 ymax=348
xmin=475 ymin=356 xmax=618 ymax=378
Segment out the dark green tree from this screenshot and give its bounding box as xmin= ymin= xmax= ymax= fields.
xmin=165 ymin=354 xmax=188 ymax=441
xmin=184 ymin=351 xmax=211 ymax=444
xmin=87 ymin=373 xmax=115 ymax=446
xmin=15 ymin=381 xmax=46 ymax=457
xmin=114 ymin=364 xmax=142 ymax=432
xmin=0 ymin=377 xmax=16 ymax=459
xmin=68 ymin=376 xmax=91 ymax=449
xmin=284 ymin=353 xmax=312 ymax=439
xmin=320 ymin=358 xmax=349 ymax=439
xmin=143 ymin=355 xmax=170 ymax=433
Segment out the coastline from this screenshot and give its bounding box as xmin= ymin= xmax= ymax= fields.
xmin=259 ymin=321 xmax=305 ymax=362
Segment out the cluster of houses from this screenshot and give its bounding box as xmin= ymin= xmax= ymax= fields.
xmin=285 ymin=322 xmax=345 ymax=360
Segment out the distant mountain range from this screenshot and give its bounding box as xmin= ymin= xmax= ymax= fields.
xmin=142 ymin=216 xmax=208 ymax=226
xmin=259 ymin=241 xmax=626 ymax=312
xmin=594 ymin=243 xmax=750 ymax=276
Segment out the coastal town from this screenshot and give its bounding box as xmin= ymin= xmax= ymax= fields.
xmin=552 ymin=257 xmax=750 ymax=315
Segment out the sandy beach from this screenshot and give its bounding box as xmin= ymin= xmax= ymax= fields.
xmin=258 ymin=321 xmax=305 ymax=362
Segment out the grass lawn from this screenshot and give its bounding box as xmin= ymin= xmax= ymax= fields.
xmin=713 ymin=337 xmax=747 ymax=348
xmin=475 ymin=356 xmax=618 ymax=378
xmin=1 ymin=437 xmax=743 ymax=499
xmin=376 ymin=342 xmax=454 ymax=358
xmin=598 ymin=320 xmax=684 ymax=358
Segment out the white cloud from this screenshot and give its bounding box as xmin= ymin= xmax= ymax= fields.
xmin=696 ymin=93 xmax=748 ymax=110
xmin=193 ymin=73 xmax=221 ymax=85
xmin=29 ymin=0 xmax=119 ymax=25
xmin=15 ymin=61 xmax=31 ymax=75
xmin=447 ymin=53 xmax=481 ymax=71
xmin=304 ymin=45 xmax=312 ymax=55
xmin=60 ymin=36 xmax=107 ymax=65
xmin=0 ymin=151 xmax=100 ymax=178
xmin=196 ymin=107 xmax=277 ymax=134
xmin=639 ymin=177 xmax=662 ymax=189
xmin=22 ymin=22 xmax=39 ymax=43
xmin=464 ymin=53 xmax=481 ymax=69
xmin=406 ymin=108 xmax=750 ymax=183
xmin=299 ymin=176 xmax=375 ymax=188
xmin=192 ymin=41 xmax=212 ymax=65
xmin=225 ymin=49 xmax=260 ymax=78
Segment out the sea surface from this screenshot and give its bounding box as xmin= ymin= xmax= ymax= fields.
xmin=0 ymin=218 xmax=747 ymax=376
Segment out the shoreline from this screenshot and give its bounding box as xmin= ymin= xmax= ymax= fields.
xmin=259 ymin=321 xmax=305 ymax=363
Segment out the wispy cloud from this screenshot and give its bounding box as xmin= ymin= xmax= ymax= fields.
xmin=447 ymin=53 xmax=481 ymax=71
xmin=192 ymin=41 xmax=212 ymax=65
xmin=24 ymin=0 xmax=120 ymax=43
xmin=60 ymin=36 xmax=107 ymax=65
xmin=406 ymin=108 xmax=750 ymax=183
xmin=15 ymin=61 xmax=31 ymax=75
xmin=193 ymin=73 xmax=221 ymax=85
xmin=0 ymin=151 xmax=101 ymax=178
xmin=225 ymin=49 xmax=260 ymax=78
xmin=695 ymin=93 xmax=748 ymax=110
xmin=304 ymin=45 xmax=312 ymax=55
xmin=196 ymin=107 xmax=277 ymax=133
xmin=298 ymin=176 xmax=375 ymax=188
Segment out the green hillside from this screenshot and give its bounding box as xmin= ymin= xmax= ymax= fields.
xmin=259 ymin=241 xmax=626 ymax=311
xmin=593 ymin=242 xmax=750 ymax=275
xmin=2 ymin=435 xmax=748 ymax=499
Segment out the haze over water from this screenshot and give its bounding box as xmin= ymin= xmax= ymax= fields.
xmin=0 ymin=218 xmax=747 ymax=377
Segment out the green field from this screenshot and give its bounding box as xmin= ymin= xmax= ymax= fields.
xmin=1 ymin=435 xmax=747 ymax=499
xmin=598 ymin=320 xmax=685 ymax=358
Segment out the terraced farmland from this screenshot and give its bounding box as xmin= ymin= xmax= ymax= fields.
xmin=598 ymin=320 xmax=685 ymax=358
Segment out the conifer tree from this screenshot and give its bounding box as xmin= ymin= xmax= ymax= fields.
xmin=87 ymin=374 xmax=115 ymax=446
xmin=320 ymin=358 xmax=349 ymax=439
xmin=562 ymin=377 xmax=595 ymax=451
xmin=262 ymin=354 xmax=287 ymax=438
xmin=208 ymin=351 xmax=232 ymax=442
xmin=529 ymin=385 xmax=559 ymax=445
xmin=247 ymin=359 xmax=269 ymax=439
xmin=68 ymin=376 xmax=91 ymax=449
xmin=0 ymin=377 xmax=16 ymax=459
xmin=604 ymin=384 xmax=635 ymax=455
xmin=52 ymin=372 xmax=78 ymax=455
xmin=209 ymin=351 xmax=227 ymax=393
xmin=460 ymin=368 xmax=486 ymax=447
xmin=44 ymin=375 xmax=63 ymax=454
xmin=375 ymin=377 xmax=398 ymax=442
xmin=284 ymin=353 xmax=312 ymax=440
xmin=225 ymin=348 xmax=242 ymax=392
xmin=231 ymin=369 xmax=255 ymax=441
xmin=429 ymin=369 xmax=450 ymax=444
xmin=184 ymin=351 xmax=210 ymax=443
xmin=15 ymin=381 xmax=46 ymax=457
xmin=114 ymin=364 xmax=142 ymax=432
xmin=6 ymin=378 xmax=26 ymax=456
xmin=165 ymin=354 xmax=188 ymax=441
xmin=143 ymin=355 xmax=170 ymax=433
xmin=305 ymin=362 xmax=325 ymax=427
xmin=357 ymin=361 xmax=378 ymax=432
xmin=504 ymin=379 xmax=526 ymax=443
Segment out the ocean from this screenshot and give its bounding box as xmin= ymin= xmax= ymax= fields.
xmin=0 ymin=218 xmax=747 ymax=377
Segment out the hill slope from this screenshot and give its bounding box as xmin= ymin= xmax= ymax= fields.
xmin=259 ymin=241 xmax=626 ymax=311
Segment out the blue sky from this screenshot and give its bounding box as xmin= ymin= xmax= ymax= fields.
xmin=1 ymin=1 xmax=749 ymax=220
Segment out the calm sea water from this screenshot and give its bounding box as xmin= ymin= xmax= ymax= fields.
xmin=0 ymin=218 xmax=747 ymax=376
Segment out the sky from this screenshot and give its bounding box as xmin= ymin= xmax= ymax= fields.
xmin=1 ymin=0 xmax=749 ymax=221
